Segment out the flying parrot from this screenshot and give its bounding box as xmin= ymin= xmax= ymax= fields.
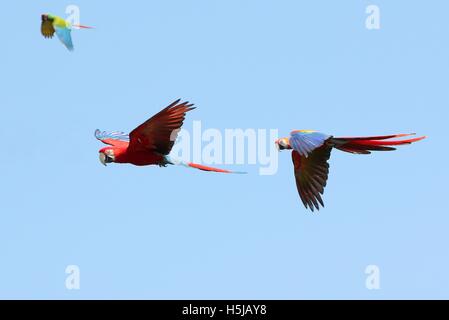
xmin=95 ymin=99 xmax=244 ymax=174
xmin=41 ymin=14 xmax=92 ymax=51
xmin=275 ymin=130 xmax=426 ymax=212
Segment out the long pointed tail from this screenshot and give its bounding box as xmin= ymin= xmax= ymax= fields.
xmin=72 ymin=24 xmax=94 ymax=29
xmin=166 ymin=156 xmax=246 ymax=174
xmin=331 ymin=133 xmax=426 ymax=154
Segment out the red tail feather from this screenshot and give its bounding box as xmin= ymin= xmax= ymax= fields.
xmin=336 ymin=133 xmax=414 ymax=141
xmin=348 ymin=136 xmax=425 ymax=146
xmin=72 ymin=24 xmax=94 ymax=29
xmin=332 ymin=134 xmax=426 ymax=154
xmin=187 ymin=162 xmax=246 ymax=174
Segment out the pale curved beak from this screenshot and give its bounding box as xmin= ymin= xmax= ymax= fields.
xmin=274 ymin=139 xmax=282 ymax=152
xmin=99 ymin=153 xmax=107 ymax=166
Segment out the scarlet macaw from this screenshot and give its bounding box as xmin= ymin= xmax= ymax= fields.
xmin=275 ymin=130 xmax=426 ymax=211
xmin=95 ymin=99 xmax=244 ymax=174
xmin=41 ymin=14 xmax=92 ymax=51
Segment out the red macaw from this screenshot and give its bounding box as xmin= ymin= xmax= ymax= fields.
xmin=275 ymin=130 xmax=426 ymax=212
xmin=96 ymin=99 xmax=244 ymax=174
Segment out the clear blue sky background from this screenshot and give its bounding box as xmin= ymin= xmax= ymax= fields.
xmin=1 ymin=0 xmax=448 ymax=299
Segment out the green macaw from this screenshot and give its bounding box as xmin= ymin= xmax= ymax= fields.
xmin=41 ymin=13 xmax=92 ymax=51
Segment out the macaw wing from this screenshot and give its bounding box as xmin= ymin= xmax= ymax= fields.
xmin=95 ymin=129 xmax=130 ymax=147
xmin=55 ymin=27 xmax=74 ymax=51
xmin=128 ymin=99 xmax=195 ymax=155
xmin=289 ymin=130 xmax=332 ymax=157
xmin=41 ymin=20 xmax=55 ymax=38
xmin=292 ymin=146 xmax=332 ymax=212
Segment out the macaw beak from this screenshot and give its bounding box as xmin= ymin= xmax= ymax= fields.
xmin=99 ymin=153 xmax=107 ymax=166
xmin=42 ymin=14 xmax=48 ymax=21
xmin=275 ymin=139 xmax=281 ymax=152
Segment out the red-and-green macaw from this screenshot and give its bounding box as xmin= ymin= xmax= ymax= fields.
xmin=275 ymin=130 xmax=426 ymax=212
xmin=41 ymin=14 xmax=92 ymax=51
xmin=95 ymin=99 xmax=244 ymax=174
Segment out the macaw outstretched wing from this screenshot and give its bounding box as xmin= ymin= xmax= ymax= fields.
xmin=289 ymin=130 xmax=332 ymax=158
xmin=95 ymin=129 xmax=130 ymax=147
xmin=292 ymin=146 xmax=332 ymax=212
xmin=128 ymin=99 xmax=195 ymax=155
xmin=55 ymin=27 xmax=74 ymax=51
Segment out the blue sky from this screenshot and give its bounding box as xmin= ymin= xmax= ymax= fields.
xmin=0 ymin=0 xmax=448 ymax=299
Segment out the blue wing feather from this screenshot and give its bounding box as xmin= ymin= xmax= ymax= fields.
xmin=55 ymin=27 xmax=74 ymax=51
xmin=95 ymin=129 xmax=130 ymax=145
xmin=289 ymin=131 xmax=331 ymax=157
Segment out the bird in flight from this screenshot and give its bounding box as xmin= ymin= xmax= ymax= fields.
xmin=95 ymin=99 xmax=244 ymax=174
xmin=41 ymin=13 xmax=92 ymax=51
xmin=275 ymin=130 xmax=426 ymax=212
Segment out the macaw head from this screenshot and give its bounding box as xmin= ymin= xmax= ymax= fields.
xmin=41 ymin=14 xmax=55 ymax=22
xmin=99 ymin=147 xmax=116 ymax=166
xmin=275 ymin=137 xmax=291 ymax=151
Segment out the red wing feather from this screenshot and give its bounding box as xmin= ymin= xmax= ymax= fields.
xmin=128 ymin=99 xmax=195 ymax=155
